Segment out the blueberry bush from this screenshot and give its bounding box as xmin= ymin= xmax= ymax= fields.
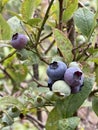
xmin=0 ymin=0 xmax=98 ymax=130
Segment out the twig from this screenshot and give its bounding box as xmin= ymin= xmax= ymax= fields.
xmin=23 ymin=78 xmax=47 ymax=87
xmin=32 ymin=78 xmax=47 ymax=87
xmin=0 ymin=50 xmax=17 ymax=63
xmin=30 ymin=119 xmax=42 ymax=130
xmin=20 ymin=22 xmax=35 ymax=45
xmin=40 ymin=32 xmax=53 ymax=43
xmin=36 ymin=0 xmax=54 ymax=45
xmin=0 ymin=64 xmax=13 ymax=81
xmin=67 ymin=18 xmax=75 ymax=46
xmin=78 ymin=1 xmax=84 ymax=7
xmin=76 ymin=43 xmax=92 ymax=61
xmin=36 ymin=49 xmax=49 ymax=65
xmin=58 ymin=0 xmax=63 ymax=30
xmin=72 ymin=43 xmax=86 ymax=60
xmin=44 ymin=39 xmax=55 ymax=54
xmin=33 ymin=64 xmax=43 ymax=123
xmin=26 ymin=114 xmax=45 ymax=128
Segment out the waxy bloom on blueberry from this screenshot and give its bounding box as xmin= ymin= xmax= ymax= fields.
xmin=64 ymin=67 xmax=84 ymax=93
xmin=47 ymin=61 xmax=67 ymax=81
xmin=11 ymin=33 xmax=28 ymax=50
xmin=52 ymin=80 xmax=71 ymax=97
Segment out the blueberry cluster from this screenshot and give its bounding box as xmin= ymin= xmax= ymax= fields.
xmin=47 ymin=61 xmax=84 ymax=94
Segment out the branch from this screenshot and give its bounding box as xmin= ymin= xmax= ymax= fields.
xmin=0 ymin=64 xmax=13 ymax=81
xmin=36 ymin=49 xmax=49 ymax=65
xmin=76 ymin=43 xmax=92 ymax=61
xmin=78 ymin=1 xmax=84 ymax=7
xmin=26 ymin=114 xmax=45 ymax=128
xmin=36 ymin=0 xmax=54 ymax=45
xmin=40 ymin=32 xmax=53 ymax=43
xmin=0 ymin=50 xmax=17 ymax=63
xmin=33 ymin=64 xmax=42 ymax=123
xmin=58 ymin=0 xmax=63 ymax=30
xmin=67 ymin=18 xmax=75 ymax=46
xmin=44 ymin=40 xmax=55 ymax=54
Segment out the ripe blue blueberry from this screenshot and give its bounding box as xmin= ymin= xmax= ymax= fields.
xmin=47 ymin=61 xmax=67 ymax=81
xmin=71 ymin=83 xmax=84 ymax=93
xmin=11 ymin=33 xmax=28 ymax=50
xmin=64 ymin=67 xmax=84 ymax=89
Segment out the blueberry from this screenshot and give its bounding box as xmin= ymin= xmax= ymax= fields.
xmin=71 ymin=83 xmax=84 ymax=94
xmin=64 ymin=67 xmax=84 ymax=88
xmin=47 ymin=61 xmax=67 ymax=81
xmin=34 ymin=96 xmax=46 ymax=107
xmin=69 ymin=61 xmax=80 ymax=68
xmin=11 ymin=33 xmax=28 ymax=50
xmin=52 ymin=80 xmax=71 ymax=97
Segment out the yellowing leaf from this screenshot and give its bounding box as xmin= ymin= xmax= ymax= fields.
xmin=53 ymin=29 xmax=73 ymax=63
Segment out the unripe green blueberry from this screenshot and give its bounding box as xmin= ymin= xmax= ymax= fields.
xmin=45 ymin=91 xmax=62 ymax=101
xmin=76 ymin=35 xmax=86 ymax=45
xmin=11 ymin=33 xmax=28 ymax=50
xmin=69 ymin=62 xmax=80 ymax=68
xmin=7 ymin=107 xmax=20 ymax=118
xmin=52 ymin=80 xmax=71 ymax=97
xmin=34 ymin=96 xmax=46 ymax=107
xmin=84 ymin=1 xmax=90 ymax=6
xmin=2 ymin=114 xmax=14 ymax=126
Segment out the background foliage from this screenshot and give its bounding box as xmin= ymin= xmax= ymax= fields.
xmin=0 ymin=0 xmax=98 ymax=130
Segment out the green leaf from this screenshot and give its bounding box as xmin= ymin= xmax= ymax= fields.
xmin=50 ymin=1 xmax=59 ymax=21
xmin=63 ymin=0 xmax=78 ymax=22
xmin=2 ymin=113 xmax=14 ymax=126
xmin=74 ymin=8 xmax=95 ymax=37
xmin=92 ymin=95 xmax=98 ymax=116
xmin=58 ymin=117 xmax=80 ymax=130
xmin=21 ymin=0 xmax=34 ymax=21
xmin=7 ymin=16 xmax=23 ymax=34
xmin=27 ymin=50 xmax=40 ymax=64
xmin=6 ymin=64 xmax=28 ymax=83
xmin=46 ymin=107 xmax=62 ymax=130
xmin=56 ymin=77 xmax=94 ymax=118
xmin=46 ymin=108 xmax=80 ymax=130
xmin=53 ymin=29 xmax=73 ymax=63
xmin=0 ymin=96 xmax=25 ymax=110
xmin=0 ymin=14 xmax=11 ymax=40
xmin=27 ymin=18 xmax=41 ymax=27
xmin=21 ymin=0 xmax=41 ymax=21
xmin=7 ymin=10 xmax=23 ymax=20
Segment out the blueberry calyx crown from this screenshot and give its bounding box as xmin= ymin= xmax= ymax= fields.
xmin=12 ymin=33 xmax=18 ymax=40
xmin=73 ymin=71 xmax=82 ymax=80
xmin=49 ymin=61 xmax=58 ymax=69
